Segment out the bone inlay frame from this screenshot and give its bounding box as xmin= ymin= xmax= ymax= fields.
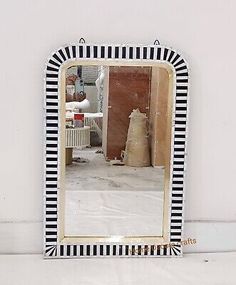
xmin=44 ymin=43 xmax=189 ymax=258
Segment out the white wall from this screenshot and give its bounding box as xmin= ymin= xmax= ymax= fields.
xmin=84 ymin=86 xmax=98 ymax=113
xmin=1 ymin=0 xmax=236 ymax=254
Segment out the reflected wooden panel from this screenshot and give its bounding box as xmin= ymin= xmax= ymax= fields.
xmin=105 ymin=66 xmax=151 ymax=160
xmin=149 ymin=67 xmax=171 ymax=167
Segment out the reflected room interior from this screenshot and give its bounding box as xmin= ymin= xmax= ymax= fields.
xmin=63 ymin=64 xmax=172 ymax=238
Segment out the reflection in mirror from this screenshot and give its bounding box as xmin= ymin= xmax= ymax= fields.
xmin=63 ymin=64 xmax=172 ymax=238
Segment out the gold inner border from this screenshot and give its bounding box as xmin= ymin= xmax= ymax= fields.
xmin=59 ymin=59 xmax=174 ymax=245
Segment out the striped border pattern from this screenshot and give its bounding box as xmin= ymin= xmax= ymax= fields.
xmin=44 ymin=44 xmax=189 ymax=258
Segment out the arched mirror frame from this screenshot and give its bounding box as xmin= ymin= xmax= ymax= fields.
xmin=44 ymin=43 xmax=189 ymax=258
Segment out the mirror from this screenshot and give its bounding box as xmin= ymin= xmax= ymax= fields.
xmin=44 ymin=43 xmax=189 ymax=258
xmin=63 ymin=64 xmax=172 ymax=238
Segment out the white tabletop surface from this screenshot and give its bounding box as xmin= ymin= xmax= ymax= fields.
xmin=0 ymin=252 xmax=235 ymax=285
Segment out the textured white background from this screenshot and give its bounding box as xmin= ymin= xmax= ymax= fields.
xmin=0 ymin=0 xmax=236 ymax=253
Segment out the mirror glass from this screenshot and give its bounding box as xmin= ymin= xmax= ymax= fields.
xmin=62 ymin=64 xmax=172 ymax=238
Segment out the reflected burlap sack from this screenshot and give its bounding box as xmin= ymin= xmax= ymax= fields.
xmin=123 ymin=109 xmax=150 ymax=167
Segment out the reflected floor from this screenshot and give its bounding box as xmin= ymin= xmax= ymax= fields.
xmin=65 ymin=147 xmax=165 ymax=236
xmin=65 ymin=147 xmax=165 ymax=191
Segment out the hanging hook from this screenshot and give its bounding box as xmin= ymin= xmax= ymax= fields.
xmin=153 ymin=39 xmax=160 ymax=45
xmin=79 ymin=38 xmax=86 ymax=44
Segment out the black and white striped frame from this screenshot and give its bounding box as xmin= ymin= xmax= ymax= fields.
xmin=44 ymin=43 xmax=189 ymax=258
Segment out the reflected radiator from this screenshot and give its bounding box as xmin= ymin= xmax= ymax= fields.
xmin=65 ymin=126 xmax=90 ymax=148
